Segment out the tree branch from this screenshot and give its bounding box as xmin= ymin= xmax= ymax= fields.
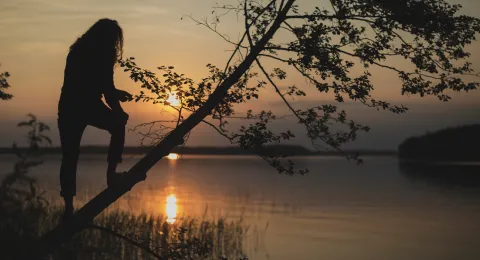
xmin=88 ymin=224 xmax=164 ymax=260
xmin=219 ymin=0 xmax=279 ymax=84
xmin=285 ymin=14 xmax=387 ymax=20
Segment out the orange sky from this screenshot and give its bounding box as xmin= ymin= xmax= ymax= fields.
xmin=1 ymin=0 xmax=480 ymax=149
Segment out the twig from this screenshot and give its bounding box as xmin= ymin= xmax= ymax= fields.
xmin=219 ymin=0 xmax=278 ymax=84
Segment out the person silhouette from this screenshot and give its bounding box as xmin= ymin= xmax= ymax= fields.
xmin=57 ymin=18 xmax=132 ymax=219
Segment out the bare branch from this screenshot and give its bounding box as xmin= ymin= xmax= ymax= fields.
xmin=285 ymin=14 xmax=387 ymax=20
xmin=219 ymin=0 xmax=279 ymax=83
xmin=201 ymin=119 xmax=235 ymax=142
xmin=184 ymin=15 xmax=248 ymax=48
xmin=258 ymin=53 xmax=291 ymax=63
xmin=88 ymin=224 xmax=164 ymax=260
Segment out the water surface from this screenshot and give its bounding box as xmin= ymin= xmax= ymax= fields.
xmin=1 ymin=155 xmax=479 ymax=260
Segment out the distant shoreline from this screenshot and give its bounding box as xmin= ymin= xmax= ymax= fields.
xmin=0 ymin=145 xmax=397 ymax=157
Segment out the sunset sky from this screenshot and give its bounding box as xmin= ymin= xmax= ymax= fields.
xmin=1 ymin=0 xmax=480 ymax=150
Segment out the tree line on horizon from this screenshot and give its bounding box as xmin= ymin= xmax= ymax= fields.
xmin=399 ymin=124 xmax=480 ymax=162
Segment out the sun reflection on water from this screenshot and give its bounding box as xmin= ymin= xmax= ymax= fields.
xmin=167 ymin=153 xmax=180 ymax=160
xmin=166 ymin=194 xmax=177 ymax=224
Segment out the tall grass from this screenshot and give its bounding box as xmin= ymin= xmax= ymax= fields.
xmin=45 ymin=208 xmax=249 ymax=260
xmin=1 ymin=205 xmax=250 ymax=259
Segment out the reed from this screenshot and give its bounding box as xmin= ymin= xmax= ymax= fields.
xmin=2 ymin=205 xmax=250 ymax=260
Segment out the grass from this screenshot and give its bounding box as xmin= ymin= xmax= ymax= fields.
xmin=1 ymin=205 xmax=251 ymax=260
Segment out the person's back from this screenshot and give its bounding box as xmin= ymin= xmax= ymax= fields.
xmin=59 ymin=43 xmax=113 ymax=116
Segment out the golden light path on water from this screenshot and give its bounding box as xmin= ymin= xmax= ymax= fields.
xmin=165 ymin=153 xmax=179 ymax=223
xmin=166 ymin=194 xmax=177 ymax=224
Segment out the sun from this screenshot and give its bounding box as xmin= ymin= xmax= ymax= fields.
xmin=166 ymin=92 xmax=180 ymax=106
xmin=167 ymin=153 xmax=180 ymax=160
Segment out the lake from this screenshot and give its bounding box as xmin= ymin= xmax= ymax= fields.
xmin=1 ymin=154 xmax=480 ymax=260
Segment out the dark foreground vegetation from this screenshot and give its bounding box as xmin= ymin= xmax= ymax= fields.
xmin=1 ymin=206 xmax=249 ymax=260
xmin=398 ymin=125 xmax=480 ymax=162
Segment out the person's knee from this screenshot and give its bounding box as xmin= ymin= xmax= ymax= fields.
xmin=108 ymin=123 xmax=125 ymax=135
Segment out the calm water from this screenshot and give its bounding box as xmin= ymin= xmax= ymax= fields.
xmin=1 ymin=154 xmax=480 ymax=260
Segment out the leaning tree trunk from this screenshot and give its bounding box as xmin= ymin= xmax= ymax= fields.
xmin=28 ymin=1 xmax=295 ymax=259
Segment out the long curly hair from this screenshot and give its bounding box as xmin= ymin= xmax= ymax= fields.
xmin=69 ymin=18 xmax=124 ymax=66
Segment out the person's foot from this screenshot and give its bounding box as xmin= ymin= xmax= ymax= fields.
xmin=62 ymin=204 xmax=74 ymax=222
xmin=107 ymin=171 xmax=127 ymax=188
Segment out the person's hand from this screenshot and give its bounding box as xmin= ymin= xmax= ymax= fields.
xmin=115 ymin=89 xmax=133 ymax=102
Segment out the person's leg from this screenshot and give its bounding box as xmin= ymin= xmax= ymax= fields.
xmin=106 ymin=122 xmax=125 ymax=177
xmin=87 ymin=104 xmax=126 ymax=186
xmin=58 ymin=117 xmax=86 ymax=219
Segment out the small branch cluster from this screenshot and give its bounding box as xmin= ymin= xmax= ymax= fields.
xmin=0 ymin=114 xmax=51 ymax=248
xmin=0 ymin=64 xmax=12 ymax=100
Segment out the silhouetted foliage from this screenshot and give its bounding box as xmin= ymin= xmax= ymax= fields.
xmin=0 ymin=64 xmax=12 ymax=100
xmin=0 ymin=115 xmax=51 ymax=257
xmin=122 ymin=0 xmax=480 ymax=174
xmin=398 ymin=124 xmax=480 ymax=161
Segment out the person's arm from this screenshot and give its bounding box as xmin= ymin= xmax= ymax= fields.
xmin=115 ymin=88 xmax=133 ymax=102
xmin=104 ymin=83 xmax=124 ymax=113
xmin=101 ymin=62 xmax=128 ymax=123
xmin=101 ymin=63 xmax=123 ymax=112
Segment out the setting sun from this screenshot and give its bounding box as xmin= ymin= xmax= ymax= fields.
xmin=166 ymin=92 xmax=180 ymax=106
